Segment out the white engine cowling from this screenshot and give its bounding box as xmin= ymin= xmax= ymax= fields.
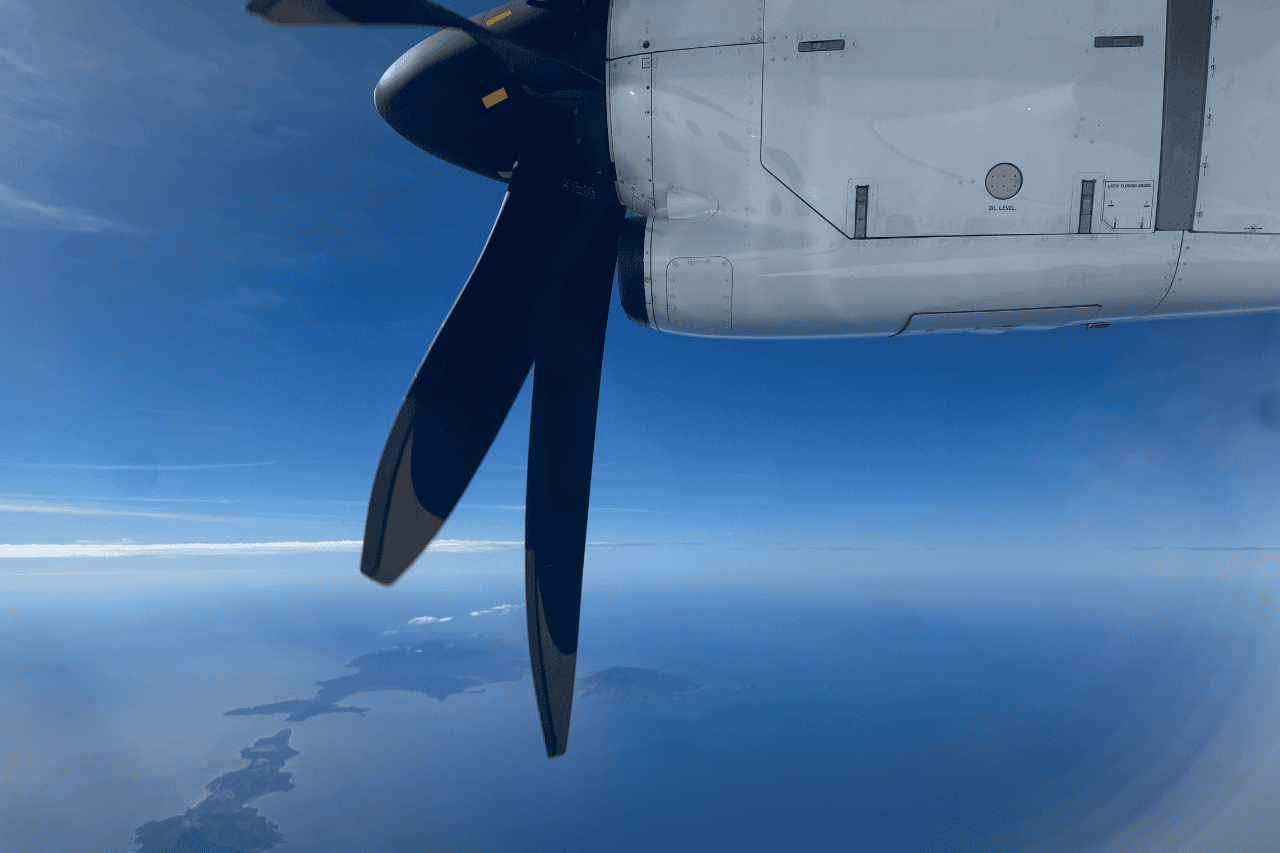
xmin=608 ymin=0 xmax=1280 ymax=337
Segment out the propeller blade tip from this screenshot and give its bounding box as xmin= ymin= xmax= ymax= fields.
xmin=359 ymin=561 xmax=401 ymax=586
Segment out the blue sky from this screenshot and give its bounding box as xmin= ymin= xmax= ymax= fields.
xmin=5 ymin=0 xmax=1280 ymax=564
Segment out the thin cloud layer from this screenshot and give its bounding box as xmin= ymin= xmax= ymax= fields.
xmin=0 ymin=541 xmax=361 ymax=558
xmin=429 ymin=540 xmax=522 ymax=553
xmin=470 ymin=604 xmax=519 ymax=617
xmin=464 ymin=504 xmax=667 ymax=514
xmin=1 ymin=461 xmax=280 ymax=471
xmin=0 ymin=539 xmax=525 ymax=558
xmin=0 ymin=503 xmax=250 ymax=521
xmin=1139 ymin=545 xmax=1280 ymax=552
xmin=0 ymin=182 xmax=137 ymax=233
xmin=408 ymin=616 xmax=453 ymax=625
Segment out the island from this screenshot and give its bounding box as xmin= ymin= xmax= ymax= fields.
xmin=577 ymin=667 xmax=700 ymax=701
xmin=225 ymin=637 xmax=528 ymax=721
xmin=133 ymin=729 xmax=299 ymax=853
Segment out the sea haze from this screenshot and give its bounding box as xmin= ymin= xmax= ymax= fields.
xmin=4 ymin=548 xmax=1273 ymax=853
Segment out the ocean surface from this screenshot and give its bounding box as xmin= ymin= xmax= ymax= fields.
xmin=1 ymin=546 xmax=1276 ymax=852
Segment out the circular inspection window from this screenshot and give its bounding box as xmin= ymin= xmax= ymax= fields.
xmin=985 ymin=163 xmax=1023 ymax=200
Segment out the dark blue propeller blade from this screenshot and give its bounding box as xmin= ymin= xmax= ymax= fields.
xmin=361 ymin=159 xmax=620 ymax=588
xmin=359 ymin=184 xmax=539 ymax=586
xmin=245 ymin=0 xmax=601 ymax=92
xmin=362 ymin=159 xmax=624 ymax=757
xmin=524 ymin=200 xmax=625 ymax=757
xmin=250 ymin=0 xmax=619 ymax=758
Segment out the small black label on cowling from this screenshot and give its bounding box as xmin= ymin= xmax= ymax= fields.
xmin=1094 ymin=35 xmax=1143 ymax=47
xmin=798 ymin=39 xmax=846 ymax=52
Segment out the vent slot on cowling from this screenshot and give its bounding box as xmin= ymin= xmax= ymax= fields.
xmin=852 ymin=185 xmax=869 ymax=239
xmin=1078 ymin=180 xmax=1095 ymax=234
xmin=1094 ymin=35 xmax=1143 ymax=47
xmin=798 ymin=39 xmax=845 ymax=52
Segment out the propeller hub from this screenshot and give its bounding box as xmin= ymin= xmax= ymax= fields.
xmin=375 ymin=25 xmax=525 ymax=182
xmin=374 ymin=2 xmax=603 ymax=182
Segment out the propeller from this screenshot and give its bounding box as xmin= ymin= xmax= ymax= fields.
xmin=245 ymin=0 xmax=601 ymax=92
xmin=247 ymin=0 xmax=623 ymax=757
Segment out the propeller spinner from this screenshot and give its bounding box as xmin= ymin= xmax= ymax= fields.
xmin=247 ymin=0 xmax=623 ymax=757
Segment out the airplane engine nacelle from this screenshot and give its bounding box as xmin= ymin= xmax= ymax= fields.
xmin=607 ymin=0 xmax=1280 ymax=337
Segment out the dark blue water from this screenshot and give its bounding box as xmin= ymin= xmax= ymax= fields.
xmin=1 ymin=570 xmax=1267 ymax=853
xmin=257 ymin=585 xmax=1261 ymax=853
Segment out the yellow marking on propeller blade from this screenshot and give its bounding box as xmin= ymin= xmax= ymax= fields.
xmin=486 ymin=10 xmax=513 ymax=25
xmin=482 ymin=88 xmax=509 ymax=109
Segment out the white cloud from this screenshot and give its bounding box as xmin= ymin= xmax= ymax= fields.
xmin=428 ymin=540 xmax=522 ymax=553
xmin=0 ymin=182 xmax=137 ymax=234
xmin=0 ymin=503 xmax=250 ymax=521
xmin=1 ymin=495 xmax=237 ymax=504
xmin=0 ymin=540 xmax=361 ymax=558
xmin=0 ymin=533 xmax=525 ymax=555
xmin=462 ymin=504 xmax=666 ymax=514
xmin=407 ymin=616 xmax=453 ymax=625
xmin=0 ymin=570 xmax=164 ymax=577
xmin=0 ymin=460 xmax=280 ymax=471
xmin=0 ymin=48 xmax=39 ymax=76
xmin=123 ymin=407 xmax=195 ymax=417
xmin=470 ymin=604 xmax=520 ymax=617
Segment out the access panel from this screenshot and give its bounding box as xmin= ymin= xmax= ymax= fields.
xmin=663 ymin=256 xmax=733 ymax=333
xmin=760 ymin=0 xmax=1167 ymax=238
xmin=1195 ymin=1 xmax=1280 ymax=233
